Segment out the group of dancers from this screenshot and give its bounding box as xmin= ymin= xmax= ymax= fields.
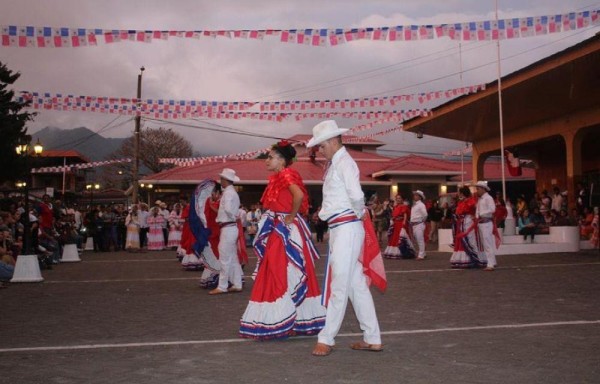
xmin=382 ymin=182 xmax=499 ymax=271
xmin=170 ymin=118 xmax=501 ymax=357
xmin=175 ymin=120 xmax=386 ymax=356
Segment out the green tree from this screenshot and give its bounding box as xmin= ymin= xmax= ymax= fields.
xmin=0 ymin=62 xmax=36 ymax=183
xmin=102 ymin=127 xmax=194 ymax=188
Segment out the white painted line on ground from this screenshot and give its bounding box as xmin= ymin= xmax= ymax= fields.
xmin=86 ymin=259 xmax=177 ymax=263
xmin=85 ymin=256 xmax=258 ymax=263
xmin=1 ymin=320 xmax=598 ymax=353
xmin=44 ymin=262 xmax=600 ymax=284
xmin=45 ymin=277 xmax=201 ymax=284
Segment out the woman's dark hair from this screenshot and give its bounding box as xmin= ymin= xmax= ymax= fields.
xmin=459 ymin=186 xmax=471 ymax=198
xmin=213 ymin=182 xmax=222 ymax=194
xmin=271 ymin=140 xmax=297 ymax=167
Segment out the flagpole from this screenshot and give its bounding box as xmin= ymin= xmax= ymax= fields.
xmin=495 ymin=0 xmax=507 ymax=200
xmin=62 ymin=156 xmax=66 ymax=197
xmin=459 ymin=42 xmax=465 ymax=187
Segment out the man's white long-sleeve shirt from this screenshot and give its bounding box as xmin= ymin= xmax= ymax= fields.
xmin=410 ymin=201 xmax=428 ymax=223
xmin=319 ymin=146 xmax=365 ymax=220
xmin=476 ymin=192 xmax=496 ymax=219
xmin=217 ymin=185 xmax=240 ymax=223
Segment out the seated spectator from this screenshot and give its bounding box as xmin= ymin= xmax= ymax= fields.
xmin=530 ymin=208 xmax=550 ymax=234
xmin=0 ymin=252 xmax=15 ymax=285
xmin=495 ymin=198 xmax=508 ymax=229
xmin=516 ymin=196 xmax=527 ymax=217
xmin=591 ymin=207 xmax=599 ymax=248
xmin=540 ymin=190 xmax=551 ymax=215
xmin=518 ymin=209 xmax=537 ymax=242
xmin=551 ymin=187 xmax=564 ymax=213
xmin=537 ymin=209 xmax=555 ymax=234
xmin=0 ymin=228 xmax=16 ymax=285
xmin=580 ymin=207 xmax=594 ymax=239
xmin=529 ymin=192 xmax=541 ymax=211
xmin=555 ymin=209 xmax=575 ymax=226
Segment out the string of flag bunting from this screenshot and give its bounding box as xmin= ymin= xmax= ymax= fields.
xmin=158 ymin=115 xmax=407 ymax=166
xmin=18 ymin=92 xmax=430 ymax=122
xmin=443 ymin=146 xmax=473 ymax=157
xmin=2 ymin=10 xmax=598 ymax=48
xmin=31 ymin=158 xmax=132 ymax=174
xmin=258 ymin=84 xmax=485 ymax=111
xmin=18 ymin=84 xmax=484 ymax=120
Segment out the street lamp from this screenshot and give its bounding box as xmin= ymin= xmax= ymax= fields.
xmin=14 ymin=136 xmax=43 ymax=256
xmin=86 ymin=183 xmax=101 ymax=208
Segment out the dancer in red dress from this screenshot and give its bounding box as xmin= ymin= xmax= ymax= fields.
xmin=179 ymin=182 xmax=221 ymax=278
xmin=240 ymin=141 xmax=326 ymax=339
xmin=450 ymin=186 xmax=486 ymax=268
xmin=382 ymin=194 xmax=416 ymax=259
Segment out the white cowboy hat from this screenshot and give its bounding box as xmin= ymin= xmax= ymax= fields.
xmin=474 ymin=181 xmax=491 ymax=191
xmin=412 ymin=190 xmax=425 ymax=200
xmin=154 ymin=200 xmax=162 ymax=205
xmin=219 ymin=168 xmax=240 ymax=183
xmin=306 ymin=120 xmax=349 ymax=148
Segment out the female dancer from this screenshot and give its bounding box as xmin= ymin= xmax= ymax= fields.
xmin=147 ymin=206 xmax=165 ymax=251
xmin=167 ymin=203 xmax=184 ymax=249
xmin=180 ymin=180 xmax=222 ymax=280
xmin=125 ymin=204 xmax=140 ymax=252
xmin=450 ymin=187 xmax=486 ymax=268
xmin=240 ymin=140 xmax=326 ymax=340
xmin=383 ymin=194 xmax=415 ymax=259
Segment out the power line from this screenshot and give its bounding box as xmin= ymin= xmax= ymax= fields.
xmin=142 ymin=117 xmax=289 ymax=141
xmin=364 ymin=26 xmax=599 ymax=97
xmin=254 ymin=41 xmax=485 ymax=101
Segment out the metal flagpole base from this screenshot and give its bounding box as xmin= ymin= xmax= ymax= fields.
xmin=10 ymin=254 xmax=44 ymax=283
xmin=504 ymin=217 xmax=517 ymax=236
xmin=61 ymin=244 xmax=81 ymax=263
xmin=84 ymin=237 xmax=94 ymax=251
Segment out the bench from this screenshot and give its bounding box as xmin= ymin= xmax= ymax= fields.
xmin=438 ymin=226 xmax=581 ymax=255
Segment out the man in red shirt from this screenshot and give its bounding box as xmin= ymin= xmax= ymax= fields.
xmin=36 ymin=194 xmax=60 ymax=263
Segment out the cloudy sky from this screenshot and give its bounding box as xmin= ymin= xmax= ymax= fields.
xmin=1 ymin=0 xmax=598 ymax=157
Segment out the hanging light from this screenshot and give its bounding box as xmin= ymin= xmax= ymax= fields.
xmin=33 ymin=139 xmax=43 ymax=155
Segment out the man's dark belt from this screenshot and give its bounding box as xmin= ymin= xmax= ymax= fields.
xmin=219 ymin=221 xmax=236 ymax=228
xmin=478 ymin=217 xmax=493 ymax=223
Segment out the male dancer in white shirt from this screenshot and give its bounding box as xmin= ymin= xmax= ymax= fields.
xmin=410 ymin=190 xmax=428 ymax=260
xmin=209 ymin=168 xmax=244 ymax=295
xmin=307 ymin=120 xmax=382 ymax=357
xmin=475 ymin=181 xmax=497 ymax=271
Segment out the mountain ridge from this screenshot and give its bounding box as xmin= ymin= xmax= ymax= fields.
xmin=32 ymin=126 xmax=126 ymax=161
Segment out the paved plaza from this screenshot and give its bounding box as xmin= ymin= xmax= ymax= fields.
xmin=1 ymin=244 xmax=599 ymax=383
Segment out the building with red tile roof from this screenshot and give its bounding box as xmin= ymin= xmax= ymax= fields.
xmin=141 ymin=141 xmax=534 ymax=207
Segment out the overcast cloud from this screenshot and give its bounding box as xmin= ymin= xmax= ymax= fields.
xmin=1 ymin=0 xmax=598 ymax=157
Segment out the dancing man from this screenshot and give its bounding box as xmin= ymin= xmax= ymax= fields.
xmin=307 ymin=120 xmax=383 ymax=357
xmin=410 ymin=190 xmax=428 ymax=260
xmin=209 ymin=168 xmax=244 ymax=295
xmin=475 ymin=181 xmax=498 ymax=271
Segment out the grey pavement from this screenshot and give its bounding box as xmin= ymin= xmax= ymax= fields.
xmin=1 ymin=243 xmax=599 ymax=384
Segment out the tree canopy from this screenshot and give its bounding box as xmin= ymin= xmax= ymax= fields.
xmin=0 ymin=62 xmax=36 ymax=183
xmin=102 ymin=127 xmax=194 ymax=188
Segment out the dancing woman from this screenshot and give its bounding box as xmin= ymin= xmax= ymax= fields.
xmin=383 ymin=194 xmax=416 ymax=259
xmin=180 ymin=181 xmax=222 ymax=282
xmin=450 ymin=187 xmax=486 ymax=269
xmin=240 ymin=140 xmax=326 ymax=340
xmin=167 ymin=203 xmax=184 ymax=248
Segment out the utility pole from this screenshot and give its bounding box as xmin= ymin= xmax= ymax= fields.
xmin=132 ymin=66 xmax=145 ymax=204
